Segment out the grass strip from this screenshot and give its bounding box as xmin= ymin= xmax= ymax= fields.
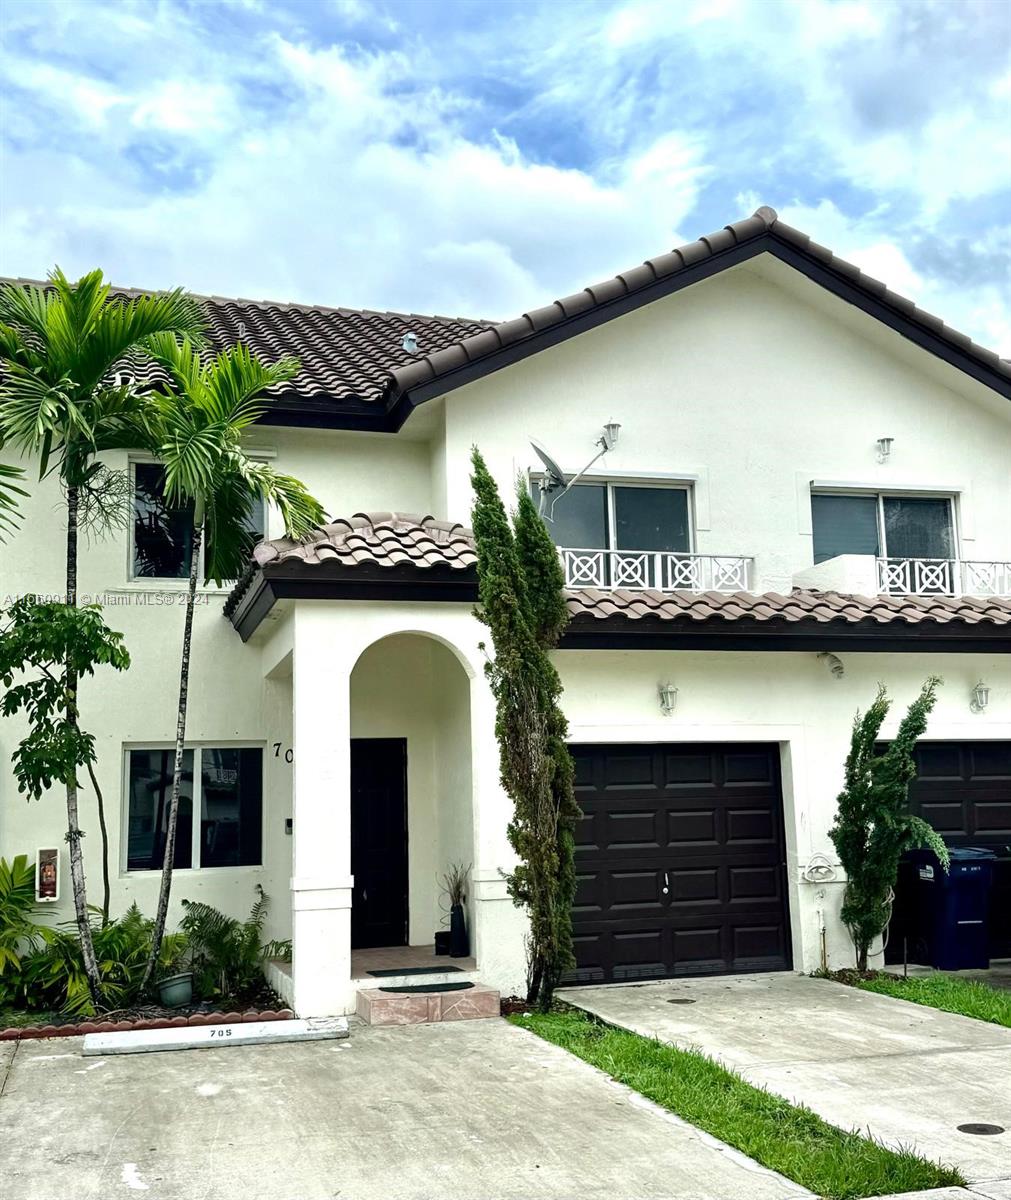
xmin=510 ymin=1008 xmax=964 ymax=1200
xmin=850 ymin=972 xmax=1011 ymax=1028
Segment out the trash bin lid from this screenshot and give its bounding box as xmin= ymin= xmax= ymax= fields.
xmin=948 ymin=846 xmax=998 ymax=862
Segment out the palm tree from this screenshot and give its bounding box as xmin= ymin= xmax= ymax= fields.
xmin=0 ymin=271 xmax=204 ymax=1002
xmin=0 ymin=462 xmax=28 ymax=540
xmin=140 ymin=335 xmax=325 ymax=987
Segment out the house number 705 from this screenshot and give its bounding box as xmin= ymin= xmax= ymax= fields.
xmin=209 ymin=1027 xmax=233 ymax=1038
xmin=273 ymin=743 xmax=294 ymax=763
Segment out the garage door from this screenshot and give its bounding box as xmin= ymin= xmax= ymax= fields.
xmin=888 ymin=740 xmax=1011 ymax=961
xmin=568 ymin=743 xmax=792 ymax=984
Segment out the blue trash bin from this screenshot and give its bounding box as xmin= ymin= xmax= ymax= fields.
xmin=909 ymin=846 xmax=997 ymax=971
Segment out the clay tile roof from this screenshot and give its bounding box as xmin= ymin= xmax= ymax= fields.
xmin=566 ymin=587 xmax=1011 ymax=627
xmin=254 ymin=512 xmax=478 ymax=572
xmin=387 ymin=205 xmax=1011 ymax=400
xmin=230 ymin=511 xmax=1011 ymax=632
xmin=0 ymin=278 xmax=491 ymax=413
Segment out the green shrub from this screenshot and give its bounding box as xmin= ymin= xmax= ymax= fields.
xmin=16 ymin=904 xmax=186 ymax=1016
xmin=0 ymin=855 xmax=46 ymax=1005
xmin=181 ymin=888 xmax=287 ymax=1000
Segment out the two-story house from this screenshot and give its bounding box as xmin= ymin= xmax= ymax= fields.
xmin=2 ymin=206 xmax=1008 ymax=1017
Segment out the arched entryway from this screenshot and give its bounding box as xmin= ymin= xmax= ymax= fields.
xmin=349 ymin=632 xmax=476 ymax=971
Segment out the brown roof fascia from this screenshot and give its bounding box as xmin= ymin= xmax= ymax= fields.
xmin=387 ymin=207 xmax=1011 ymax=415
xmin=227 ymin=565 xmax=1011 ymax=651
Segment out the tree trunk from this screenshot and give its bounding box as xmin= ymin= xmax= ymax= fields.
xmin=64 ymin=484 xmax=103 ymax=1004
xmin=142 ymin=524 xmax=203 ymax=991
xmin=85 ymin=759 xmax=111 ymax=925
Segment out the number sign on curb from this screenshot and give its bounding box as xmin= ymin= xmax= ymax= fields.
xmin=82 ymin=1017 xmax=349 ymax=1057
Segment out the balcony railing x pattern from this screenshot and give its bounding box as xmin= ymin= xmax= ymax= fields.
xmin=559 ymin=548 xmax=752 ymax=593
xmin=876 ymin=557 xmax=1011 ymax=598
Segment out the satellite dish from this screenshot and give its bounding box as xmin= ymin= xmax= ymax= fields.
xmin=530 ymin=439 xmax=566 ymax=492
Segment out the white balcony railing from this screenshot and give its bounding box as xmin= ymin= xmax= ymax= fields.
xmin=876 ymin=557 xmax=1011 ymax=597
xmin=559 ymin=548 xmax=752 ymax=593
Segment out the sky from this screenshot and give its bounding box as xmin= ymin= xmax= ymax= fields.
xmin=1 ymin=0 xmax=1009 ymax=353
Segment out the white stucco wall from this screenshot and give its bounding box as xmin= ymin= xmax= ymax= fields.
xmin=438 ymin=261 xmax=1011 ymax=586
xmin=1 ymin=250 xmax=1008 ymax=1012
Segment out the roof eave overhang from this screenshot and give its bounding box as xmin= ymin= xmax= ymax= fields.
xmin=389 ymin=231 xmax=1011 ymax=415
xmin=226 ymin=567 xmax=1010 ymax=651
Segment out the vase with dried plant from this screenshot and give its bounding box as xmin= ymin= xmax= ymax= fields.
xmin=440 ymin=862 xmax=471 ymax=958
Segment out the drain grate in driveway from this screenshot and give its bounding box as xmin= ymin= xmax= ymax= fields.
xmin=667 ymin=998 xmax=697 ymax=1005
xmin=956 ymin=1124 xmax=1005 ymax=1136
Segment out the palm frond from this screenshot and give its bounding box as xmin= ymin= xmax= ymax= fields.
xmin=0 ymin=462 xmax=29 ymax=539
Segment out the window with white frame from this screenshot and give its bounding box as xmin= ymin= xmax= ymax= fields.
xmin=125 ymin=747 xmax=263 ymax=871
xmin=132 ymin=462 xmax=266 ymax=580
xmin=811 ymin=492 xmax=956 ymax=565
xmin=534 ymin=480 xmax=693 ymax=553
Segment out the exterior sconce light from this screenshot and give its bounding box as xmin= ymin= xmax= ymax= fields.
xmin=970 ymin=681 xmax=990 ymax=713
xmin=876 ymin=436 xmax=894 ymax=464
xmin=658 ymin=682 xmax=678 ymax=715
xmin=601 ymin=421 xmax=621 ymax=452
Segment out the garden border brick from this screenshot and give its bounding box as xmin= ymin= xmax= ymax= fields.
xmin=0 ymin=1008 xmax=293 ymax=1040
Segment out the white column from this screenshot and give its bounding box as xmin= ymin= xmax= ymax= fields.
xmin=290 ymin=606 xmax=355 ymax=1016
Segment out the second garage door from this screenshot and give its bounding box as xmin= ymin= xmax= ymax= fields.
xmin=569 ymin=743 xmax=792 ymax=984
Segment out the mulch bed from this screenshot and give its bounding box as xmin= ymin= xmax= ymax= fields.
xmin=1 ymin=983 xmax=294 ymax=1041
xmin=499 ymin=995 xmax=533 ymax=1017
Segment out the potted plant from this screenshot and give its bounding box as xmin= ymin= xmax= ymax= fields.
xmin=154 ymin=931 xmax=192 ymax=1008
xmin=157 ymin=970 xmax=194 ymax=1008
xmin=440 ymin=862 xmax=471 ymax=958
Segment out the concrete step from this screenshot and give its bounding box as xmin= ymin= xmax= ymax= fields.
xmin=356 ymin=983 xmax=500 ymax=1026
xmin=353 ymin=967 xmax=481 ymax=990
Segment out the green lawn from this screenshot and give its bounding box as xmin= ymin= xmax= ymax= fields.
xmin=850 ymin=972 xmax=1011 ymax=1028
xmin=510 ymin=1009 xmax=964 ymax=1200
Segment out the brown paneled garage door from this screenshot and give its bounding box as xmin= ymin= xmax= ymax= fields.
xmin=568 ymin=743 xmax=792 ymax=984
xmin=887 ymin=740 xmax=1011 ymax=962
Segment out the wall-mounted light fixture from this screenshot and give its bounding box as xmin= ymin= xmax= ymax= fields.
xmin=601 ymin=421 xmax=621 ymax=452
xmin=876 ymin=436 xmax=894 ymax=464
xmin=658 ymin=682 xmax=678 ymax=715
xmin=970 ymin=681 xmax=990 ymax=713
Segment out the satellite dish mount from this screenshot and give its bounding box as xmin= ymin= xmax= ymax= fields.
xmin=530 ymin=422 xmax=621 ymax=521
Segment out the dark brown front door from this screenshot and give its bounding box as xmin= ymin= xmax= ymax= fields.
xmin=351 ymin=738 xmax=408 ymax=949
xmin=569 ymin=743 xmax=792 ymax=984
xmin=887 ymin=740 xmax=1011 ymax=961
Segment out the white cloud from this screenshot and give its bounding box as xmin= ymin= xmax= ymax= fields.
xmin=0 ymin=34 xmax=705 ymax=318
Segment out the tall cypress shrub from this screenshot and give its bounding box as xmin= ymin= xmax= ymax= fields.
xmin=470 ymin=450 xmax=579 ymax=1009
xmin=829 ymin=677 xmax=948 ymax=971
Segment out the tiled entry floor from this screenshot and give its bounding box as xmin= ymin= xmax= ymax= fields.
xmin=352 ymin=943 xmax=476 ymax=977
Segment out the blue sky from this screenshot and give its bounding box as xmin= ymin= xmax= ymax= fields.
xmin=1 ymin=0 xmax=1009 ymax=351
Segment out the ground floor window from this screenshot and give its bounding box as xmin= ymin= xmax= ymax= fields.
xmin=125 ymin=747 xmax=263 ymax=871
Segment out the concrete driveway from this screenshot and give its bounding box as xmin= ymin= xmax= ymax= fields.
xmin=0 ymin=1018 xmax=810 ymax=1200
xmin=563 ymin=973 xmax=1011 ymax=1186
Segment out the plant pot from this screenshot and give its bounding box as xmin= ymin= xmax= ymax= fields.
xmin=449 ymin=903 xmax=469 ymax=958
xmin=434 ymin=931 xmax=451 ymax=956
xmin=158 ymin=972 xmax=194 ymax=1008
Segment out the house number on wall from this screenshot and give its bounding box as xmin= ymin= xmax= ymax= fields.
xmin=272 ymin=743 xmax=294 ymax=764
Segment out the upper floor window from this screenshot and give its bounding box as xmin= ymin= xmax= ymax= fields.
xmin=812 ymin=492 xmax=955 ymax=564
xmin=132 ymin=462 xmax=265 ymax=580
xmin=538 ymin=481 xmax=692 ymax=553
xmin=125 ymin=746 xmax=263 ymax=871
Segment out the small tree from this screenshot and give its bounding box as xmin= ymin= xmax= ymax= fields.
xmin=829 ymin=677 xmax=949 ymax=971
xmin=139 ymin=335 xmax=326 ymax=989
xmin=0 ymin=598 xmax=131 ymax=954
xmin=470 ymin=449 xmax=579 ymax=1010
xmin=0 ymin=271 xmax=203 ymax=1000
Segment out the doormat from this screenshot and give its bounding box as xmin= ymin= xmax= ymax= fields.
xmin=367 ymin=965 xmax=463 ymax=978
xmin=378 ymin=981 xmax=475 ymax=994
